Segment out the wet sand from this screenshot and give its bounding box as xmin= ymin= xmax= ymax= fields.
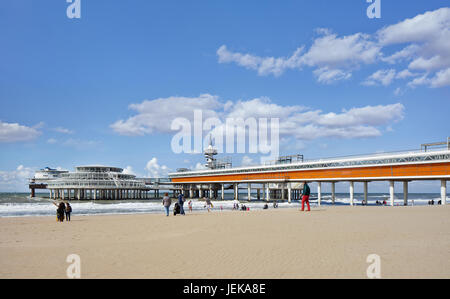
xmin=0 ymin=205 xmax=449 ymax=278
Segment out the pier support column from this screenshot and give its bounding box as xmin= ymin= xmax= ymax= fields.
xmin=234 ymin=184 xmax=239 ymax=201
xmin=247 ymin=184 xmax=251 ymax=202
xmin=288 ymin=183 xmax=292 ymax=204
xmin=317 ymin=182 xmax=322 ymax=206
xmin=331 ymin=182 xmax=336 ymax=205
xmin=364 ymin=182 xmax=368 ymax=205
xmin=441 ymin=180 xmax=447 ymax=205
xmin=403 ymin=181 xmax=408 ymax=206
xmin=190 ymin=185 xmax=194 ymax=198
xmin=266 ymin=184 xmax=270 ymax=201
xmin=349 ymin=182 xmax=354 ymax=206
xmin=209 ymin=185 xmax=213 ymax=199
xmin=389 ymin=181 xmax=395 ymax=206
xmin=199 ymin=188 xmax=204 ymax=198
xmin=221 ymin=184 xmax=224 ymax=200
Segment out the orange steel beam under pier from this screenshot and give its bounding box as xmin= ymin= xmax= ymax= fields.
xmin=171 ymin=162 xmax=450 ymax=183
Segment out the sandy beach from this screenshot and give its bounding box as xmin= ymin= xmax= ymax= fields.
xmin=0 ymin=205 xmax=449 ymax=279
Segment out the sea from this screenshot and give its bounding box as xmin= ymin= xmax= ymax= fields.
xmin=0 ymin=192 xmax=443 ymax=218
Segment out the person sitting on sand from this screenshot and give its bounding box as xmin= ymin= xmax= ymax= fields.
xmin=162 ymin=193 xmax=171 ymax=217
xmin=273 ymin=200 xmax=278 ymax=208
xmin=263 ymin=203 xmax=268 ymax=210
xmin=65 ymin=203 xmax=72 ymax=222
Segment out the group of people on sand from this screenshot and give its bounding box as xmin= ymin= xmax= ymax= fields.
xmin=162 ymin=193 xmax=196 ymax=216
xmin=52 ymin=201 xmax=72 ymax=222
xmin=375 ymin=200 xmax=387 ymax=205
xmin=161 ymin=181 xmax=312 ymax=216
xmin=428 ymin=199 xmax=442 ymax=205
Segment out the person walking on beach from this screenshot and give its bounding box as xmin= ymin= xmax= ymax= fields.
xmin=178 ymin=193 xmax=186 ymax=215
xmin=65 ymin=203 xmax=72 ymax=221
xmin=233 ymin=198 xmax=240 ymax=210
xmin=188 ymin=199 xmax=193 ymax=212
xmin=162 ymin=193 xmax=172 ymax=216
xmin=205 ymin=197 xmax=212 ymax=212
xmin=300 ymin=182 xmax=311 ymax=212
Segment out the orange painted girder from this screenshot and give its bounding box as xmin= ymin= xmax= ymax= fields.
xmin=171 ymin=162 xmax=450 ymax=183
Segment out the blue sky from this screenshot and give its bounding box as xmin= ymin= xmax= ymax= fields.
xmin=0 ymin=0 xmax=449 ymax=192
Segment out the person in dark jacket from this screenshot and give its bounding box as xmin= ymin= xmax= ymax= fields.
xmin=300 ymin=182 xmax=311 ymax=212
xmin=177 ymin=193 xmax=186 ymax=215
xmin=53 ymin=202 xmax=65 ymax=222
xmin=65 ymin=203 xmax=72 ymax=221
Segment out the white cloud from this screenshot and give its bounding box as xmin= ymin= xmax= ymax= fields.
xmin=381 ymin=44 xmax=420 ymax=64
xmin=0 ymin=165 xmax=36 ymax=192
xmin=363 ymin=69 xmax=397 ymax=86
xmin=313 ymin=67 xmax=352 ymax=84
xmin=377 ymin=7 xmax=450 ymax=46
xmin=122 ymin=166 xmax=136 ymax=175
xmin=145 ymin=158 xmax=170 ymax=178
xmin=112 ymin=95 xmax=405 ymax=143
xmin=217 ymin=31 xmax=380 ymax=83
xmin=396 ymin=69 xmax=419 ymax=79
xmin=53 ymin=127 xmax=74 ymax=134
xmin=301 ymin=32 xmax=381 ymax=68
xmin=47 ymin=138 xmax=57 ymax=144
xmin=241 ymin=155 xmax=256 ymax=166
xmin=377 ymin=7 xmax=450 ymax=86
xmin=407 ymin=73 xmax=431 ymax=88
xmin=429 ymin=67 xmax=450 ymax=88
xmin=0 ymin=121 xmax=42 ymax=143
xmin=393 ymin=87 xmax=404 ymax=96
xmin=217 ymin=7 xmax=450 ymax=88
xmin=217 ymin=45 xmax=304 ymax=77
xmin=111 ymin=94 xmax=222 ymax=136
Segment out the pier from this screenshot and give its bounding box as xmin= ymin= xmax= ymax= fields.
xmin=169 ymin=140 xmax=450 ymax=206
xmin=30 ymin=165 xmax=179 ymax=200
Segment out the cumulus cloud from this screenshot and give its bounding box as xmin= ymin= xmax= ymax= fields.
xmin=0 ymin=165 xmax=36 ymax=192
xmin=112 ymin=94 xmax=405 ymax=144
xmin=122 ymin=166 xmax=136 ymax=175
xmin=377 ymin=7 xmax=450 ymax=87
xmin=111 ymin=94 xmax=222 ymax=136
xmin=217 ymin=45 xmax=304 ymax=77
xmin=0 ymin=121 xmax=42 ymax=143
xmin=429 ymin=67 xmax=450 ymax=88
xmin=145 ymin=158 xmax=170 ymax=178
xmin=218 ymin=31 xmax=380 ymax=83
xmin=217 ymin=7 xmax=450 ymax=88
xmin=301 ymin=32 xmax=381 ymax=68
xmin=363 ymin=69 xmax=397 ymax=86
